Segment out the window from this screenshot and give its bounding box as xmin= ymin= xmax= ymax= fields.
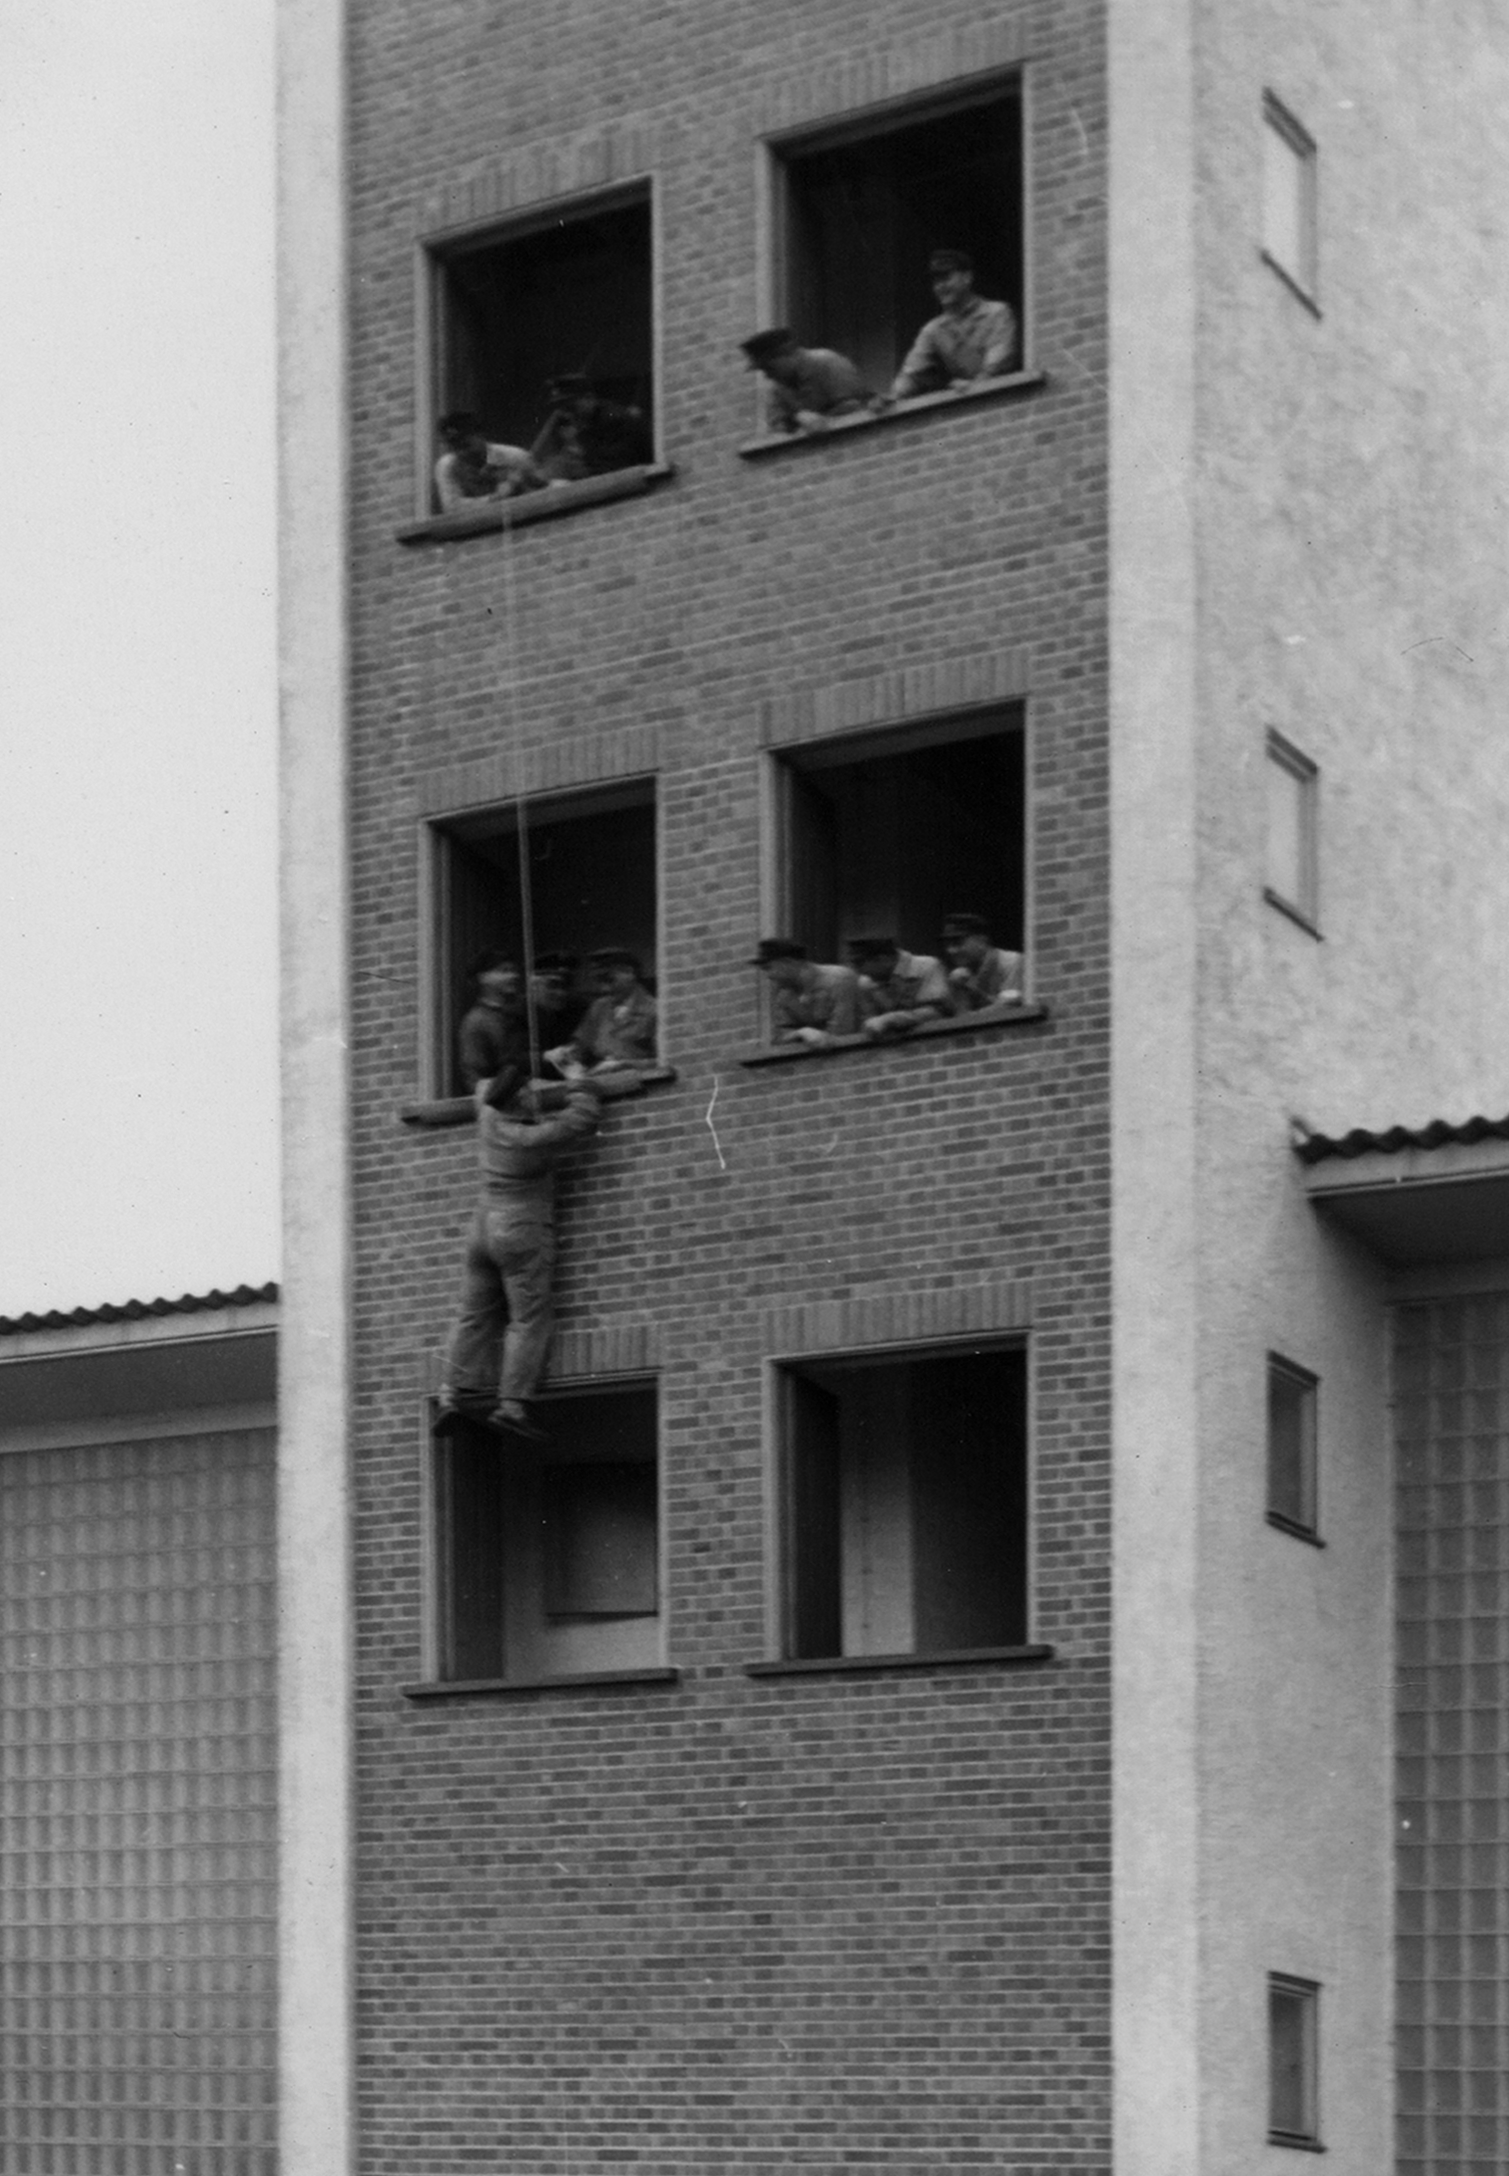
xmin=776 ymin=1343 xmax=1029 ymax=1662
xmin=1268 ymin=1975 xmax=1321 ymax=2148
xmin=773 ymin=81 xmax=1025 ymax=396
xmin=425 ymin=186 xmax=654 ymax=507
xmin=1262 ymin=93 xmax=1318 ymax=302
xmin=428 ymin=779 xmax=656 ymax=1096
xmin=772 ymin=706 xmax=1026 ymax=971
xmin=433 ymin=1381 xmax=659 ymax=1684
xmin=1264 ymin=729 xmax=1319 ymax=931
xmin=1267 ymin=1355 xmax=1319 ymax=1539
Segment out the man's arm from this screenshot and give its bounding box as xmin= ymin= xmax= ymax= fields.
xmin=820 ymin=970 xmax=863 ymax=1038
xmin=977 ymin=301 xmax=1017 ymax=379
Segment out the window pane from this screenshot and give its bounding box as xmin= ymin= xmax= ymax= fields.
xmin=1269 ymin=1979 xmax=1318 ymax=2140
xmin=1265 ymin=734 xmax=1316 ymax=922
xmin=1262 ymin=100 xmax=1316 ymax=293
xmin=1267 ymin=1359 xmax=1317 ymax=1532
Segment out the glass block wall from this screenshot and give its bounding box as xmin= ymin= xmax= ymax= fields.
xmin=0 ymin=1428 xmax=277 ymax=2176
xmin=1395 ymin=1295 xmax=1509 ymax=2176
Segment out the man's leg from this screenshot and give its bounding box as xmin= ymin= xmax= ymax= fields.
xmin=494 ymin=1220 xmax=557 ymax=1408
xmin=442 ymin=1202 xmax=506 ymax=1413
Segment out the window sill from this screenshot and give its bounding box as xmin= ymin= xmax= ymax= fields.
xmin=403 ymin=1666 xmax=681 ymax=1699
xmin=396 ymin=462 xmax=675 ymax=545
xmin=400 ymin=1066 xmax=678 ymax=1129
xmin=1266 ymin=1511 xmax=1325 ymax=1548
xmin=1264 ymin=888 xmax=1322 ymax=940
xmin=1267 ymin=2133 xmax=1326 ymax=2154
xmin=745 ymin=1644 xmax=1054 ymax=1679
xmin=737 ymin=371 xmax=1046 ymax=459
xmin=738 ymin=1001 xmax=1046 ymax=1068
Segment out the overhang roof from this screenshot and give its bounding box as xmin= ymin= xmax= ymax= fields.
xmin=1299 ymin=1115 xmax=1509 ymax=1266
xmin=0 ymin=1281 xmax=278 ymax=1338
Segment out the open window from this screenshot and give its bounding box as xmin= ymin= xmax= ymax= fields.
xmin=433 ymin=1380 xmax=659 ymax=1684
xmin=1264 ymin=728 xmax=1319 ymax=933
xmin=771 ymin=706 xmax=1026 ymax=970
xmin=1261 ymin=93 xmax=1318 ymax=305
xmin=425 ymin=186 xmax=654 ymax=510
xmin=776 ymin=1343 xmax=1029 ymax=1662
xmin=428 ymin=778 xmax=656 ymax=1096
xmin=772 ymin=80 xmax=1025 ymax=396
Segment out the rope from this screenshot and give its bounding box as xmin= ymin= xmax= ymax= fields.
xmin=495 ymin=486 xmax=544 ymax=1105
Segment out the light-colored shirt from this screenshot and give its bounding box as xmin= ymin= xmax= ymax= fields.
xmin=772 ymin=963 xmax=863 ymax=1041
xmin=857 ymin=951 xmax=952 ymax=1032
xmin=891 ymin=296 xmax=1017 ymax=399
xmin=434 ymin=442 xmax=536 ymax=514
xmin=949 ymin=947 xmax=1025 ymax=1012
xmin=765 ymin=348 xmax=872 ymax=433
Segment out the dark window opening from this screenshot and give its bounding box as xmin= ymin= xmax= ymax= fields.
xmin=429 ymin=190 xmax=653 ymax=502
xmin=1266 ymin=1355 xmax=1318 ymax=1537
xmin=431 ymin=780 xmax=656 ymax=1096
xmin=434 ymin=1381 xmax=659 ymax=1684
xmin=779 ymin=85 xmax=1024 ymax=396
xmin=1268 ymin=1975 xmax=1320 ymax=2147
xmin=776 ymin=709 xmax=1025 ymax=966
xmin=779 ymin=1344 xmax=1028 ymax=1661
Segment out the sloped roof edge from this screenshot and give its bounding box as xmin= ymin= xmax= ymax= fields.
xmin=1294 ymin=1114 xmax=1509 ymax=1166
xmin=0 ymin=1282 xmax=279 ymax=1338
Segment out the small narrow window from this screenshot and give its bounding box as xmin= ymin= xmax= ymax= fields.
xmin=1268 ymin=1975 xmax=1321 ymax=2147
xmin=428 ymin=779 xmax=657 ymax=1096
xmin=1266 ymin=1355 xmax=1319 ymax=1539
xmin=433 ymin=1380 xmax=659 ymax=1684
xmin=425 ymin=186 xmax=654 ymax=513
xmin=773 ymin=706 xmax=1027 ymax=975
xmin=1264 ymin=729 xmax=1319 ymax=932
xmin=1262 ymin=93 xmax=1318 ymax=302
xmin=777 ymin=1343 xmax=1029 ymax=1662
xmin=774 ymin=81 xmax=1025 ymax=398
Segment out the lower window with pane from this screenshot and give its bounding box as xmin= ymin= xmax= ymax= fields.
xmin=776 ymin=1342 xmax=1029 ymax=1662
xmin=433 ymin=1380 xmax=660 ymax=1684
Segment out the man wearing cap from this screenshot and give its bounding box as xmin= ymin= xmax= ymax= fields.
xmin=457 ymin=950 xmax=534 ymax=1098
xmin=750 ymin=939 xmax=864 ymax=1046
xmin=438 ymin=1058 xmax=605 ymax=1443
xmin=942 ymin=912 xmax=1024 ymax=1012
xmin=848 ymin=935 xmax=952 ymax=1039
xmin=889 ymin=250 xmax=1017 ymax=401
xmin=568 ymin=949 xmax=658 ymax=1070
xmin=740 ymin=329 xmax=876 ymax=435
xmin=530 ymin=374 xmax=654 ymax=481
xmin=433 ymin=412 xmax=544 ymax=514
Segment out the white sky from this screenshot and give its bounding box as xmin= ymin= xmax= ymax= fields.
xmin=0 ymin=0 xmax=278 ymax=1315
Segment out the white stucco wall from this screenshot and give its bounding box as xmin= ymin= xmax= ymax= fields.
xmin=1113 ymin=4 xmax=1509 ymax=2169
xmin=1187 ymin=6 xmax=1509 ymax=2171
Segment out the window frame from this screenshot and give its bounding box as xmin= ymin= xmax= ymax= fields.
xmin=417 ymin=773 xmax=661 ymax=1103
xmin=1263 ymin=727 xmax=1320 ymax=935
xmin=420 ymin=1375 xmax=667 ymax=1692
xmin=761 ymin=1333 xmax=1036 ymax=1668
xmin=1265 ymin=1352 xmax=1321 ymax=1543
xmin=1267 ymin=1973 xmax=1322 ymax=2150
xmin=1260 ymin=91 xmax=1319 ymax=311
xmin=413 ymin=177 xmax=661 ymax=522
xmin=757 ymin=702 xmax=1034 ymax=1051
xmin=755 ymin=68 xmax=1034 ymax=436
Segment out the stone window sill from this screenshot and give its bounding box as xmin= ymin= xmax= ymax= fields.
xmin=400 ymin=1066 xmax=678 ymax=1129
xmin=738 ymin=1002 xmax=1046 ymax=1068
xmin=396 ymin=462 xmax=675 ymax=545
xmin=403 ymin=1667 xmax=681 ymax=1699
xmin=737 ymin=371 xmax=1046 ymax=459
xmin=745 ymin=1644 xmax=1054 ymax=1679
xmin=1266 ymin=1511 xmax=1326 ymax=1548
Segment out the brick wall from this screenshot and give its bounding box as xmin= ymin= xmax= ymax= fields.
xmin=345 ymin=2 xmax=1112 ymax=2168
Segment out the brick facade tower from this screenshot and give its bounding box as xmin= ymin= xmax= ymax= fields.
xmin=277 ymin=4 xmax=1509 ymax=2172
